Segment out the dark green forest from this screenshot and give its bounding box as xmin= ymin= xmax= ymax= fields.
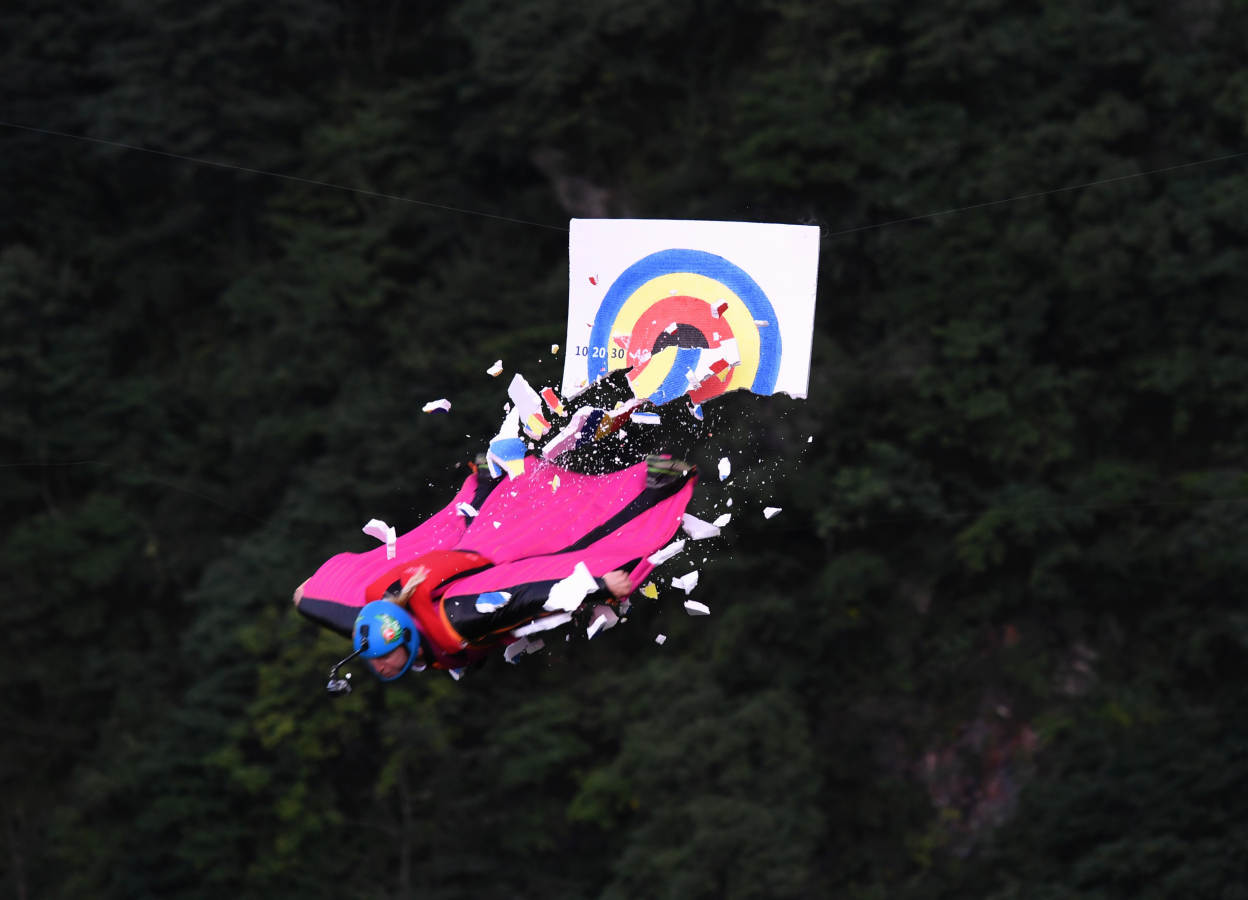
xmin=4 ymin=1 xmax=1248 ymax=897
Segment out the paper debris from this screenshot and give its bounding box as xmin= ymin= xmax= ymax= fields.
xmin=684 ymin=599 xmax=711 ymax=616
xmin=447 ymin=667 xmax=465 ymax=681
xmin=508 ymin=372 xmax=542 ymax=413
xmin=726 ymin=498 xmax=733 ymax=508
xmin=713 ymin=513 xmax=731 ymax=528
xmin=487 ymin=405 xmax=525 ymax=477
xmin=681 ymin=514 xmax=721 ymax=540
xmin=600 ymin=398 xmax=645 ymax=434
xmin=632 ymin=411 xmax=661 ymax=426
xmin=655 ymin=634 xmax=667 ymax=645
xmin=513 ymin=612 xmax=572 ymax=638
xmin=540 ymin=386 xmax=566 ymax=417
xmin=475 ymin=591 xmax=512 ymax=613
xmin=648 ymin=539 xmax=686 ymax=565
xmin=686 ymin=341 xmax=742 ymax=390
xmin=493 ymin=521 xmax=502 ymax=529
xmin=361 ymin=518 xmax=397 ymax=559
xmin=718 ymin=457 xmax=731 ymax=481
xmin=486 ymin=360 xmax=504 ymax=377
xmin=422 ymin=398 xmax=452 ymax=413
xmin=551 ymin=344 xmax=560 ymax=354
xmin=672 ymin=570 xmax=700 ymax=594
xmin=524 ymin=411 xmax=552 ymax=439
xmin=487 ymin=435 xmax=527 ymax=480
xmin=807 ymin=436 xmax=813 ymax=443
xmin=456 ymin=502 xmax=478 ymax=518
xmin=504 ymin=636 xmax=545 ymax=662
xmin=689 ymin=402 xmax=704 ymax=421
xmin=764 ymin=507 xmax=783 ymax=519
xmin=586 ymin=605 xmax=619 ymax=639
xmin=542 ymin=407 xmax=594 ymax=459
xmin=507 ymin=373 xmax=551 ymax=439
xmin=543 ymin=562 xmax=598 ymax=612
xmin=549 ymin=474 xmax=561 ymax=492
xmin=640 ymin=581 xmax=659 ymax=600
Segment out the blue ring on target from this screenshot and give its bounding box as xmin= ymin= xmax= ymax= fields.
xmin=587 ymin=248 xmax=781 ymax=392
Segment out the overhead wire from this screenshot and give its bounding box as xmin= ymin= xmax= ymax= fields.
xmin=0 ymin=120 xmax=568 ymax=232
xmin=3 ymin=120 xmax=1246 ymax=532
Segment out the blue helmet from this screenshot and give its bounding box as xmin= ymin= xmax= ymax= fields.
xmin=353 ymin=600 xmax=422 ymax=681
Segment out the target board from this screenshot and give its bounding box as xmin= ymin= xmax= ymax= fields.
xmin=563 ymin=219 xmax=820 ymax=405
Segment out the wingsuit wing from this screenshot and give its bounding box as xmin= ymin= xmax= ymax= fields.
xmin=294 ymin=471 xmax=489 ymax=635
xmin=439 ymin=471 xmax=696 ymax=641
xmin=295 ymin=456 xmax=696 ymax=638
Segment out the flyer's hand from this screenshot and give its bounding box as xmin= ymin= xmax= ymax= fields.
xmin=602 ymin=569 xmax=633 ymax=599
xmin=398 ymin=566 xmax=430 ymax=606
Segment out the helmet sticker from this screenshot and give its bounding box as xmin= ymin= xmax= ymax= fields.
xmin=379 ymin=612 xmax=403 ymax=645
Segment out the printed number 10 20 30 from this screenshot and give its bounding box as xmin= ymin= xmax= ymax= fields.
xmin=575 ymin=346 xmax=626 ymax=360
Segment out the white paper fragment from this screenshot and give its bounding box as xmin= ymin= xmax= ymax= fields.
xmin=713 ymin=513 xmax=731 ymax=528
xmin=422 ymin=398 xmax=452 ymax=413
xmin=551 ymin=344 xmax=560 ymax=354
xmin=672 ymin=570 xmax=700 ymax=594
xmin=447 ymin=667 xmax=465 ymax=681
xmin=507 ymin=373 xmax=543 ymax=422
xmin=487 ymin=405 xmax=523 ymax=472
xmin=655 ymin=634 xmax=667 ymax=645
xmin=681 ymin=514 xmax=721 ymax=540
xmin=361 ymin=518 xmax=397 ymax=559
xmin=487 ymin=360 xmax=504 ymax=377
xmin=632 ymin=411 xmax=661 ymax=426
xmin=607 ymin=397 xmax=645 ymax=422
xmin=587 ymin=604 xmax=619 ymax=639
xmin=493 ymin=520 xmax=502 ymax=529
xmin=513 ymin=612 xmax=573 ymax=638
xmin=764 ymin=507 xmax=783 ymax=519
xmin=475 ymin=591 xmax=512 ymax=613
xmin=542 ymin=406 xmax=593 ymax=459
xmin=647 ymin=539 xmax=686 ymax=566
xmin=726 ymin=498 xmax=733 ymax=508
xmin=718 ymin=457 xmax=731 ymax=481
xmin=456 ymin=502 xmax=479 ymax=518
xmin=504 ymin=636 xmax=545 ymax=662
xmin=543 ymin=562 xmax=599 ymax=612
xmin=684 ymin=599 xmax=711 ymax=616
xmin=807 ymin=436 xmax=813 ymax=443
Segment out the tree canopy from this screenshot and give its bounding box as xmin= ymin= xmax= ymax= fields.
xmin=3 ymin=1 xmax=1247 ymax=897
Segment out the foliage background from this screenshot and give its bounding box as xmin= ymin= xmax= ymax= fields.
xmin=3 ymin=1 xmax=1247 ymax=897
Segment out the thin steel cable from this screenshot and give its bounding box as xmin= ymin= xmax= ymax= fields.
xmin=0 ymin=120 xmax=569 ymax=232
xmin=823 ymin=151 xmax=1248 ymax=238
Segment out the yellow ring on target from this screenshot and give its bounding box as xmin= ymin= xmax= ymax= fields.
xmin=626 ymin=346 xmax=681 ymax=400
xmin=605 ymin=271 xmax=762 ymax=391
